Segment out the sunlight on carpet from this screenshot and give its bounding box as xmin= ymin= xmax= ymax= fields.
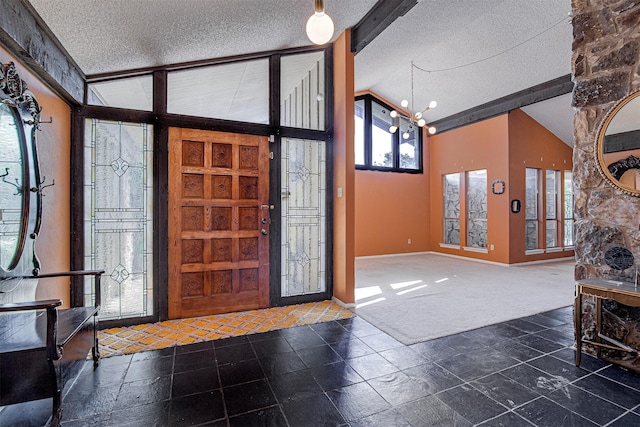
xmin=98 ymin=300 xmax=353 ymax=357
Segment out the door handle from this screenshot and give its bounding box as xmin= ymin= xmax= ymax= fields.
xmin=261 ymin=229 xmax=268 ymax=235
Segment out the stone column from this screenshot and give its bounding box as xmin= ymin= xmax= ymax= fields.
xmin=572 ymin=0 xmax=640 ymax=370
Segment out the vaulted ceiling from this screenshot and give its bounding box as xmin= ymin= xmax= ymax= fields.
xmin=26 ymin=0 xmax=574 ymax=144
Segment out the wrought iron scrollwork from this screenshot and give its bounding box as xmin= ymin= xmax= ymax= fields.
xmin=0 ymin=62 xmax=42 ymax=127
xmin=608 ymin=155 xmax=640 ymax=180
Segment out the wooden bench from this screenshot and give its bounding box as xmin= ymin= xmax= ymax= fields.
xmin=0 ymin=270 xmax=104 ymax=427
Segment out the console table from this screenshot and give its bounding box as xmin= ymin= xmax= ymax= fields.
xmin=575 ymin=278 xmax=640 ymax=366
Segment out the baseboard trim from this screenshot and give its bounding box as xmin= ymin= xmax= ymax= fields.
xmin=332 ymin=297 xmax=356 ymax=309
xmin=355 ymin=251 xmax=431 ymax=260
xmin=356 ymin=251 xmax=575 ymax=267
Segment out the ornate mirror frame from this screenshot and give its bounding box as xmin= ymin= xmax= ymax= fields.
xmin=0 ymin=62 xmax=43 ymax=277
xmin=596 ymin=89 xmax=640 ymax=196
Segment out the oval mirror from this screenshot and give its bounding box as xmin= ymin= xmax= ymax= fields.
xmin=0 ymin=102 xmax=28 ymax=271
xmin=596 ymin=90 xmax=640 ymax=196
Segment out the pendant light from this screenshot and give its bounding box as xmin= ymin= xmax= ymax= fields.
xmin=306 ymin=0 xmax=334 ymax=45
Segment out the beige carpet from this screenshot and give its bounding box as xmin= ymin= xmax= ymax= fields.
xmin=354 ymin=253 xmax=575 ymax=345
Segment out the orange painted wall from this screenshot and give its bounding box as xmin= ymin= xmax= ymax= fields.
xmin=355 ymin=167 xmax=430 ymax=256
xmin=332 ymin=30 xmax=356 ymax=304
xmin=354 ymin=108 xmax=573 ymax=264
xmin=429 ymin=115 xmax=511 ymax=263
xmin=508 ymin=109 xmax=573 ymax=263
xmin=0 ymin=46 xmax=72 ymax=304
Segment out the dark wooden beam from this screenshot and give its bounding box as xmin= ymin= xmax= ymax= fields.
xmin=0 ymin=0 xmax=85 ymax=104
xmin=351 ymin=0 xmax=418 ymax=54
xmin=429 ymin=74 xmax=574 ymax=134
xmin=604 ymin=130 xmax=640 ymax=154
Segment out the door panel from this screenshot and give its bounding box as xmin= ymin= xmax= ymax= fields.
xmin=168 ymin=128 xmax=269 ymax=319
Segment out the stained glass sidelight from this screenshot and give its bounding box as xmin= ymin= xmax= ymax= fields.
xmin=84 ymin=119 xmax=153 ymax=319
xmin=281 ymin=138 xmax=326 ymax=297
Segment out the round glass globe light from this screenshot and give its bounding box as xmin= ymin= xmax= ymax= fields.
xmin=306 ymin=12 xmax=334 ymax=45
xmin=401 ymin=99 xmax=409 ymax=108
xmin=428 ymin=126 xmax=437 ymax=134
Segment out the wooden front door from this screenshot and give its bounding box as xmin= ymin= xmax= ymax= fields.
xmin=168 ymin=128 xmax=270 ymax=319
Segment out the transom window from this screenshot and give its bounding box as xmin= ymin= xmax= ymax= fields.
xmin=355 ymin=94 xmax=422 ymax=173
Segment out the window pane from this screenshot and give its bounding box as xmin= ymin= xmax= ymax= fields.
xmin=525 ymin=168 xmax=538 ymax=250
xmin=525 ymin=168 xmax=538 ymax=220
xmin=399 ymin=118 xmax=419 ymax=169
xmin=168 ymin=59 xmax=269 ymax=123
xmin=564 ymin=171 xmax=574 ymax=246
xmin=84 ymin=119 xmax=154 ymax=320
xmin=371 ymin=100 xmax=393 ymax=167
xmin=467 ymin=170 xmax=487 ymax=248
xmin=546 ymin=170 xmax=558 ymax=248
xmin=355 ymin=99 xmax=365 ymax=166
xmin=526 ymin=221 xmax=538 ymax=250
xmin=546 ymin=220 xmax=557 ymax=247
xmin=564 ymin=219 xmax=574 ymax=246
xmin=443 ymin=173 xmax=460 ymax=245
xmin=546 ymin=170 xmax=557 ymax=220
xmin=88 ymin=75 xmax=153 ymax=111
xmin=281 ymin=51 xmax=325 ymax=130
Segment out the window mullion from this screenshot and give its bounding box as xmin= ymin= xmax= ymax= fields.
xmin=364 ymin=98 xmax=372 ymax=167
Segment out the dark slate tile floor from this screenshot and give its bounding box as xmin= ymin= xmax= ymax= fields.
xmin=4 ymin=306 xmax=640 ymax=426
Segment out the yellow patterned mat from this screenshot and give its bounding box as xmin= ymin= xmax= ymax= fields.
xmin=98 ymin=300 xmax=354 ymax=357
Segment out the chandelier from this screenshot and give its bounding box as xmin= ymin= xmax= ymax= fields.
xmin=389 ymin=61 xmax=437 ymax=139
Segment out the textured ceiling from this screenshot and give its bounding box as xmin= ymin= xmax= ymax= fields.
xmin=27 ymin=0 xmax=378 ymax=75
xmin=26 ymin=0 xmax=574 ymax=144
xmin=355 ymin=0 xmax=573 ymax=132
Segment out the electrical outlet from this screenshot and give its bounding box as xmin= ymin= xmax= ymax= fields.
xmin=408 ymin=238 xmax=412 ymax=244
xmin=490 ymin=244 xmax=495 ymax=250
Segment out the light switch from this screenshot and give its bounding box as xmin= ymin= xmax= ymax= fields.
xmin=337 ymin=187 xmax=343 ymax=197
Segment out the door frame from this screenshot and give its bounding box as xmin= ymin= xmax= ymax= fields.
xmin=71 ymin=45 xmax=334 ymax=326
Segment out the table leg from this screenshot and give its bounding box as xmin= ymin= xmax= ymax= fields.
xmin=575 ymin=287 xmax=582 ymax=366
xmin=596 ymin=295 xmax=602 ymax=359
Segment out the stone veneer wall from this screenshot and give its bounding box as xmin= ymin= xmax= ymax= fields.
xmin=572 ymin=0 xmax=640 ymax=370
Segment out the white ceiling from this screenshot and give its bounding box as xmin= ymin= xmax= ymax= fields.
xmin=26 ymin=0 xmax=574 ymax=145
